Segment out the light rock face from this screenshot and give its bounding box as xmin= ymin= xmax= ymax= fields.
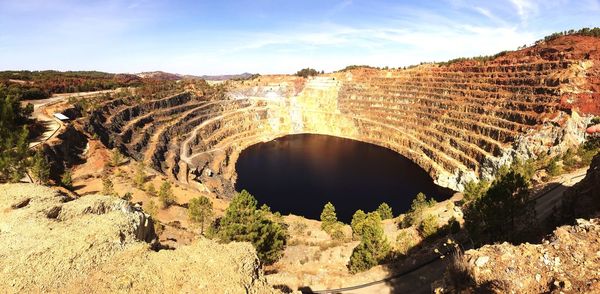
xmin=0 ymin=183 xmax=277 ymax=293
xmin=86 ymin=36 xmax=599 ymax=194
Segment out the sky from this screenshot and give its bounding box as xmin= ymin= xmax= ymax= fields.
xmin=0 ymin=0 xmax=599 ymax=75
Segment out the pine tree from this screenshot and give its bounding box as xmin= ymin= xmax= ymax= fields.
xmin=351 ymin=209 xmax=367 ymax=239
xmin=158 ymin=181 xmax=176 ymax=208
xmin=320 ymin=202 xmax=338 ymax=233
xmin=216 ymin=190 xmax=288 ymax=265
xmin=188 ymin=196 xmax=213 ymax=235
xmin=464 ymin=170 xmax=534 ymax=245
xmin=376 ymin=202 xmax=393 ymax=219
xmin=30 ymin=149 xmax=50 ymax=185
xmin=0 ymin=92 xmax=31 ymax=182
xmin=348 ymin=212 xmax=390 ymax=273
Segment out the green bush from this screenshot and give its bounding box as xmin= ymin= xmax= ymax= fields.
xmin=395 ymin=230 xmax=416 ymax=255
xmin=376 ymin=202 xmax=393 ymax=219
xmin=347 ymin=212 xmax=390 ymax=273
xmin=330 ymin=222 xmax=346 ymax=241
xmin=418 ymin=214 xmax=440 ymax=239
xmin=546 ymin=157 xmax=562 ymax=177
xmin=403 ymin=192 xmax=436 ymax=227
xmin=110 ymin=149 xmax=124 ymax=167
xmin=146 ymin=182 xmax=157 ymax=196
xmin=215 ymin=190 xmax=288 ymax=265
xmin=463 ymin=180 xmax=490 ymax=202
xmin=134 ymin=161 xmax=146 ymax=189
xmin=61 ymin=169 xmax=73 ymax=189
xmin=122 ymin=192 xmax=133 ymax=201
xmin=101 ymin=175 xmax=115 ymax=196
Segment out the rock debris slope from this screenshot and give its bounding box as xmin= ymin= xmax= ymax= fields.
xmin=0 ymin=183 xmax=277 ymax=293
xmin=87 ymin=36 xmax=599 ymax=194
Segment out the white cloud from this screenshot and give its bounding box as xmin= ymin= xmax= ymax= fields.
xmin=509 ymin=0 xmax=539 ymax=21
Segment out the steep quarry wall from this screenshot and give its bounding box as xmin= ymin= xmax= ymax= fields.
xmin=87 ymin=36 xmax=599 ymax=195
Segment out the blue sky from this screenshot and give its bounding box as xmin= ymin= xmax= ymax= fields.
xmin=1 ymin=0 xmax=599 ymax=75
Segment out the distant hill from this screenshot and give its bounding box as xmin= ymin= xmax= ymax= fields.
xmin=136 ymin=71 xmax=181 ymax=81
xmin=195 ymin=72 xmax=254 ymax=81
xmin=137 ymin=71 xmax=257 ymax=81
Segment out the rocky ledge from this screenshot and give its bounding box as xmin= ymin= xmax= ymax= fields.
xmin=0 ymin=183 xmax=277 ymax=293
xmin=438 ymin=218 xmax=600 ymax=293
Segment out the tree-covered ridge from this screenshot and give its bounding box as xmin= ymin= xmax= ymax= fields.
xmin=0 ymin=70 xmax=143 ymax=100
xmin=538 ymin=27 xmax=600 ymax=43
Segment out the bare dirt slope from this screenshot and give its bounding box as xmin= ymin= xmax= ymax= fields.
xmin=0 ymin=183 xmax=277 ymax=294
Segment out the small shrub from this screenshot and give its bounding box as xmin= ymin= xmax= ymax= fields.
xmin=404 ymin=192 xmax=437 ymax=227
xmin=134 ymin=161 xmax=146 ymax=189
xmin=144 ymin=199 xmax=162 ymax=234
xmin=546 ymin=157 xmax=562 ymax=177
xmin=395 ymin=230 xmax=416 ymax=255
xmin=122 ymin=192 xmax=133 ymax=201
xmin=418 ymin=214 xmax=440 ymax=239
xmin=60 ymin=169 xmax=73 ymax=189
xmin=158 ymin=181 xmax=176 ymax=208
xmin=110 ymin=149 xmax=124 ymax=167
xmin=101 ymin=175 xmax=115 ymax=196
xmin=463 ymin=180 xmax=489 ymax=202
xmin=146 ymin=182 xmax=157 ymax=196
xmin=31 ymin=149 xmax=50 ymax=185
xmin=330 ymin=222 xmax=346 ymax=241
xmin=293 ymin=222 xmax=308 ymax=235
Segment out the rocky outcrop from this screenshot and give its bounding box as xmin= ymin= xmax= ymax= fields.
xmin=85 ymin=36 xmax=599 ymax=194
xmin=0 ymin=183 xmax=277 ymax=293
xmin=437 ymin=218 xmax=600 ymax=293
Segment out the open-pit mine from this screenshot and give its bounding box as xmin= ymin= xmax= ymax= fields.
xmin=87 ymin=35 xmax=598 ymax=200
xmin=2 ymin=32 xmax=600 ymax=293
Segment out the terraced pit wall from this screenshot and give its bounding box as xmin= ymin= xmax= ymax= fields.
xmin=86 ymin=36 xmax=599 ymax=196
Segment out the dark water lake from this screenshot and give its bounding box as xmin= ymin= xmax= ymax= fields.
xmin=235 ymin=134 xmax=453 ymax=223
